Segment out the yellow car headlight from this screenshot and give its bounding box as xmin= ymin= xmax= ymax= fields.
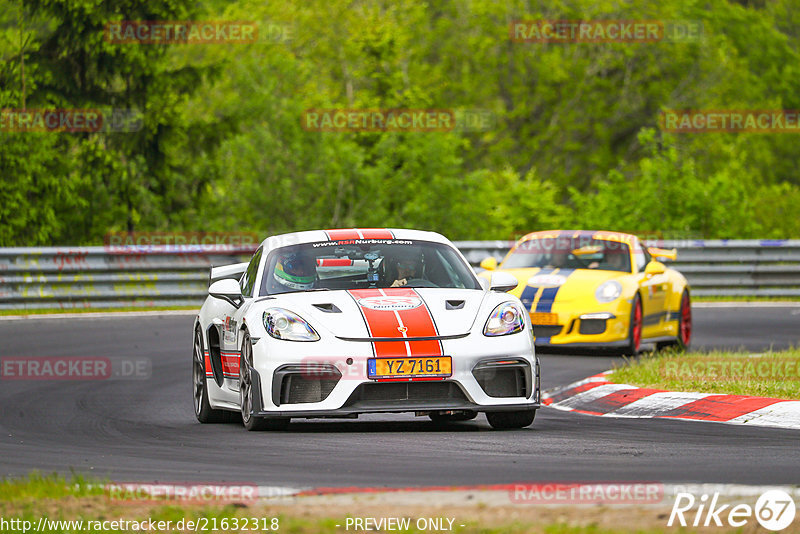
xmin=595 ymin=280 xmax=622 ymax=303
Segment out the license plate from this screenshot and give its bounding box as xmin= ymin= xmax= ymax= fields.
xmin=530 ymin=312 xmax=558 ymax=325
xmin=368 ymin=357 xmax=452 ymax=379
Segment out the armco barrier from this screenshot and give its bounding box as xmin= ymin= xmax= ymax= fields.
xmin=458 ymin=239 xmax=800 ymax=298
xmin=0 ymin=240 xmax=799 ymax=309
xmin=0 ymin=246 xmax=253 ymax=310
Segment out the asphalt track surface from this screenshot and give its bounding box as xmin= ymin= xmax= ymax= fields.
xmin=0 ymin=306 xmax=798 ymax=487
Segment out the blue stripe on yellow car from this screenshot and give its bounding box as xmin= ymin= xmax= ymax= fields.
xmin=535 ymin=269 xmax=574 ymax=313
xmin=519 ymin=268 xmax=549 ymax=311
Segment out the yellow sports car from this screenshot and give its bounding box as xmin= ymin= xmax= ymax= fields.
xmin=479 ymin=230 xmax=691 ymax=354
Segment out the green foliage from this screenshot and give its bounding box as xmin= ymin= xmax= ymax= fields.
xmin=1 ymin=0 xmax=800 ymax=244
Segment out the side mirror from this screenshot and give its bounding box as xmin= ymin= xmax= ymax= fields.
xmin=648 ymin=247 xmax=677 ymax=261
xmin=209 ymin=279 xmax=243 ymax=308
xmin=489 ymin=272 xmax=519 ymax=292
xmin=644 ymin=261 xmax=666 ymax=276
xmin=479 ymin=257 xmax=498 ymax=271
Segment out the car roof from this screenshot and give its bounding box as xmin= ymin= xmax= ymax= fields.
xmin=259 ymin=228 xmax=452 ymax=251
xmin=517 ymin=229 xmax=640 ymax=246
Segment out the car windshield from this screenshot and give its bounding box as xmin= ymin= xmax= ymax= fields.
xmin=260 ymin=239 xmax=481 ymax=295
xmin=502 ymin=236 xmax=632 ymax=273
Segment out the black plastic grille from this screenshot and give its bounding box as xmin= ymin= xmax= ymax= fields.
xmin=349 ymin=381 xmax=466 ymax=403
xmin=472 ymin=367 xmax=527 ymax=398
xmin=579 ymin=319 xmax=607 ymax=335
xmin=533 ymin=325 xmax=562 ymax=337
xmin=281 ymin=374 xmax=339 ymax=404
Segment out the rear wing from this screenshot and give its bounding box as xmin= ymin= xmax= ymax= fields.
xmin=648 ymin=247 xmax=677 ymax=261
xmin=208 ymin=262 xmax=248 ymax=287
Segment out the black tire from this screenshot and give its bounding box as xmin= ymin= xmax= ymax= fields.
xmin=240 ymin=332 xmax=290 ymax=431
xmin=193 ymin=328 xmax=237 ymax=423
xmin=657 ymin=290 xmax=692 ymax=352
xmin=622 ymin=294 xmax=643 ymax=356
xmin=429 ymin=410 xmax=478 ymax=424
xmin=486 ymin=409 xmax=536 ymax=430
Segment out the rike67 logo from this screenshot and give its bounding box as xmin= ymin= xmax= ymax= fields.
xmin=669 ymin=490 xmax=796 ymax=531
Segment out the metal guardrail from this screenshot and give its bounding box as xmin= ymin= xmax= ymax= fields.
xmin=0 ymin=246 xmax=253 ymax=310
xmin=1 ymin=240 xmax=799 ymax=309
xmin=457 ymin=239 xmax=800 ymax=298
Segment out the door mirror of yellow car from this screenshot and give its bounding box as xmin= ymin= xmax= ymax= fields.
xmin=480 ymin=257 xmax=498 ymax=271
xmin=644 ymin=261 xmax=666 ymax=277
xmin=647 ymin=247 xmax=677 ymax=261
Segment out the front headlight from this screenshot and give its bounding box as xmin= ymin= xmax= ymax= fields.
xmin=483 ymin=302 xmax=525 ymax=336
xmin=595 ymin=280 xmax=622 ymax=303
xmin=263 ymin=308 xmax=320 ymax=341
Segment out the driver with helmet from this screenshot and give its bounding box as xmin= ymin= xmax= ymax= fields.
xmin=382 ymin=248 xmax=424 ymax=288
xmin=390 ymin=257 xmax=423 ymax=287
xmin=272 ymin=252 xmax=317 ymax=291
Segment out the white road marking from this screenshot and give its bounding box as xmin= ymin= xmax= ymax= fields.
xmin=609 ymin=391 xmax=714 ymax=417
xmin=728 ymin=401 xmax=800 ymax=430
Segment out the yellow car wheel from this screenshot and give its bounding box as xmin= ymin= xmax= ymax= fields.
xmin=623 ymin=294 xmax=643 ymax=356
xmin=657 ymin=290 xmax=692 ymax=352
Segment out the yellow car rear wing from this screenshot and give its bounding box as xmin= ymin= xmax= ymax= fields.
xmin=648 ymin=247 xmax=677 ymax=261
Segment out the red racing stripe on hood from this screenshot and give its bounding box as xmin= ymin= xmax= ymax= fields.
xmin=325 ymin=228 xmax=394 ymax=240
xmin=348 ymin=288 xmax=443 ymax=357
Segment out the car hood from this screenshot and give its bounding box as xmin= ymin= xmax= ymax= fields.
xmin=254 ymin=288 xmax=487 ymax=339
xmin=501 ymin=267 xmax=626 ymax=304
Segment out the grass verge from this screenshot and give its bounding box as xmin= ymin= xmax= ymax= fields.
xmin=0 ymin=473 xmax=683 ymax=533
xmin=610 ymin=348 xmax=800 ymax=400
xmin=693 ymin=295 xmax=800 ymax=302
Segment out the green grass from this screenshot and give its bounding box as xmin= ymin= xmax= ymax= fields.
xmin=610 ymin=348 xmax=800 ymax=399
xmin=0 ymin=306 xmax=198 ymax=316
xmin=693 ymin=295 xmax=800 ymax=302
xmin=0 ymin=474 xmax=677 ymax=533
xmin=0 ymin=473 xmax=99 ymax=500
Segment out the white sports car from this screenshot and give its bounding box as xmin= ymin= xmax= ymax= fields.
xmin=193 ymin=228 xmax=540 ymax=430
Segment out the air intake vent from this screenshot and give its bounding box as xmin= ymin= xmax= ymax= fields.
xmin=472 ymin=360 xmax=531 ymax=398
xmin=281 ymin=374 xmax=339 ymax=404
xmin=579 ymin=319 xmax=607 ymax=335
xmin=272 ymin=364 xmax=341 ymax=406
xmin=347 ymin=382 xmax=466 ymax=404
xmin=533 ymin=325 xmax=562 ymax=337
xmin=313 ymin=303 xmax=342 ymax=313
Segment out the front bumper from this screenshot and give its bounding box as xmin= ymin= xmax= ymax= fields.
xmin=248 ymin=332 xmax=540 ymax=418
xmin=531 ymin=300 xmax=631 ymax=346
